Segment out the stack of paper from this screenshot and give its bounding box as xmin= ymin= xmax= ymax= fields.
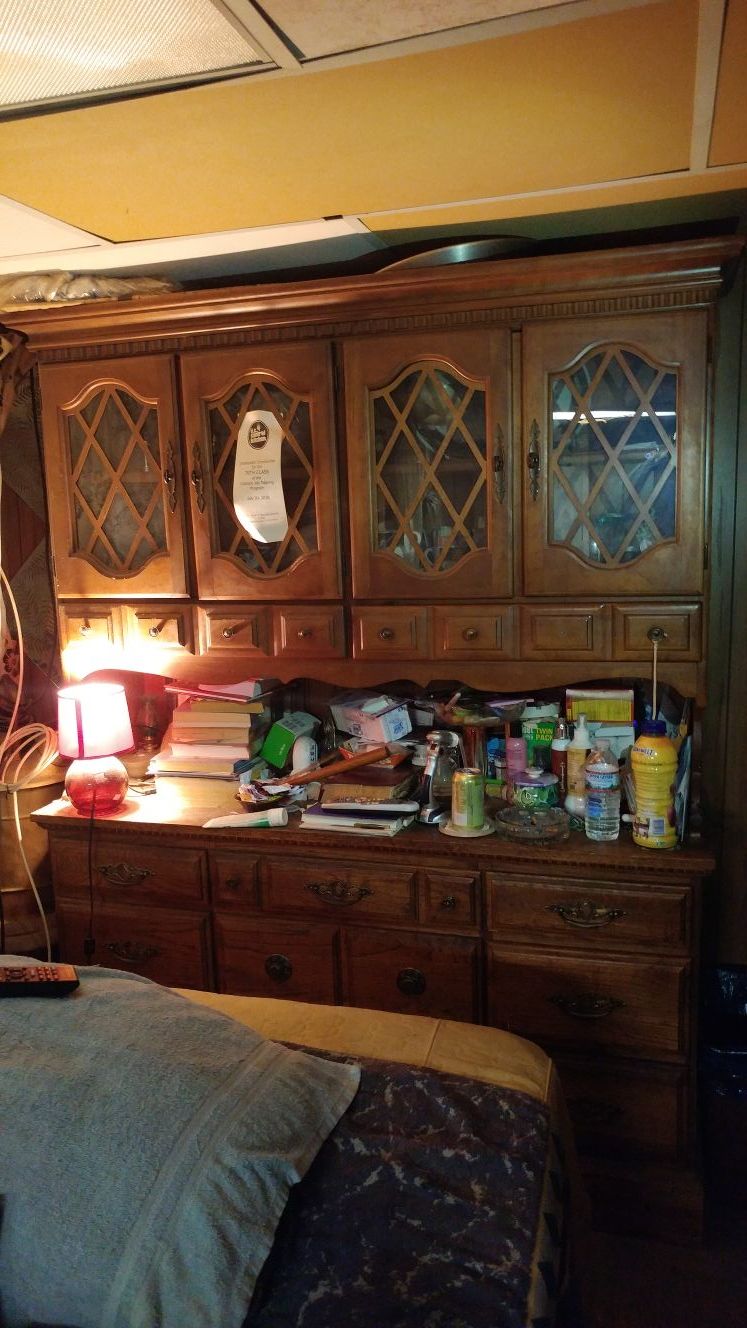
xmin=300 ymin=803 xmax=417 ymax=837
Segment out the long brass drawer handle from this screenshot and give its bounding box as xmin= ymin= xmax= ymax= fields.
xmin=305 ymin=880 xmax=373 ymax=905
xmin=493 ymin=423 xmax=506 ymax=504
xmin=190 ymin=442 xmax=206 ymax=514
xmin=98 ymin=863 xmax=152 ymax=887
xmin=527 ymin=419 xmax=540 ymax=501
xmin=107 ymin=941 xmax=160 ymax=964
xmin=163 ymin=443 xmax=178 ymax=513
xmin=397 ymin=967 xmax=426 ymax=997
xmin=548 ymin=901 xmax=625 ymax=928
xmin=265 ymin=953 xmax=292 ymax=983
xmin=550 ymin=993 xmax=624 ymax=1019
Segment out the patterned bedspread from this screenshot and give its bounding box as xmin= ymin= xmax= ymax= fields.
xmin=244 ymin=1050 xmax=571 ymax=1328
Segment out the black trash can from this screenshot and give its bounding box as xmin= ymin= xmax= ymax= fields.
xmin=699 ymin=965 xmax=747 ymax=1201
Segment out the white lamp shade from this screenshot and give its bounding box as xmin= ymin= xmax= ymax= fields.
xmin=57 ymin=683 xmax=134 ymax=759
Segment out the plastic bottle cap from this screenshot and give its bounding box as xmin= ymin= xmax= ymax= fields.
xmin=642 ymin=720 xmax=667 ymax=736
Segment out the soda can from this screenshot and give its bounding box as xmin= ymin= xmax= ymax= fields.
xmin=451 ymin=768 xmax=484 ymax=829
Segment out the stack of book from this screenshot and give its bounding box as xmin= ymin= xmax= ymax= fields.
xmin=319 ymin=764 xmax=417 ymax=805
xmin=151 ymin=683 xmax=274 ymax=800
xmin=300 ymin=760 xmax=419 ymax=836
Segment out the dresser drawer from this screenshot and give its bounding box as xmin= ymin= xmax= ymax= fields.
xmin=352 ymin=605 xmax=431 ymax=659
xmin=211 ymin=852 xmax=261 ymax=908
xmin=273 ymin=606 xmax=346 ymax=659
xmin=433 ymin=605 xmax=517 ymax=659
xmin=198 ymin=605 xmax=271 ymax=655
xmin=486 ymin=875 xmax=691 ymax=952
xmin=488 ymin=947 xmax=689 ymax=1058
xmin=421 ymin=869 xmax=480 ymax=929
xmin=612 ymin=603 xmax=702 ymax=660
xmin=51 ymin=837 xmax=209 ymax=908
xmin=557 ymin=1056 xmax=688 ymax=1161
xmin=344 ymin=928 xmax=480 ymax=1022
xmin=263 ymin=858 xmax=418 ymax=923
xmin=127 ymin=603 xmax=194 ymax=651
xmin=519 ymin=604 xmax=611 ymax=659
xmin=215 ymin=914 xmax=339 ymax=1004
xmin=58 ymin=902 xmax=212 ymax=989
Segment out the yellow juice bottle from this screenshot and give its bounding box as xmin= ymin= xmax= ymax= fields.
xmin=631 ymin=721 xmax=678 ymax=849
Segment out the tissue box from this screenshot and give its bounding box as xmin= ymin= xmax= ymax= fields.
xmin=329 ymin=692 xmax=412 ymax=743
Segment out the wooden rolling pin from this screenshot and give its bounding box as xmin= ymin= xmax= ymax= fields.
xmin=285 ymin=744 xmax=389 ymax=786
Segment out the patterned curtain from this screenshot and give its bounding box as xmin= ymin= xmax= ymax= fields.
xmin=0 ymin=330 xmax=59 ymax=732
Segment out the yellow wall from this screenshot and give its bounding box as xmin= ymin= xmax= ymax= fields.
xmin=0 ymin=0 xmax=713 ymax=242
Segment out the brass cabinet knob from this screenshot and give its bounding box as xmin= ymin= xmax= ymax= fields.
xmin=462 ymin=627 xmax=479 ymax=641
xmin=265 ymin=953 xmax=292 ymax=983
xmin=378 ymin=627 xmax=395 ymax=641
xmin=221 ymin=626 xmax=236 ymax=639
xmin=296 ymin=628 xmax=312 ymax=639
xmin=148 ymin=625 xmax=162 ymax=638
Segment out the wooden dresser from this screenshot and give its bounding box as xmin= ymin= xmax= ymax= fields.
xmin=34 ymin=791 xmax=714 ymax=1240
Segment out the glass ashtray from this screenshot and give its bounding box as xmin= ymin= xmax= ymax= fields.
xmin=494 ymin=805 xmax=570 ymax=844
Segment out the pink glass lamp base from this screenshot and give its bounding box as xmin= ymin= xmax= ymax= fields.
xmin=64 ymin=755 xmax=129 ymax=815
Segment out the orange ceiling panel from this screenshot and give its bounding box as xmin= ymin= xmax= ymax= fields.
xmin=709 ymin=0 xmax=747 ymax=167
xmin=0 ymin=0 xmax=698 ymax=242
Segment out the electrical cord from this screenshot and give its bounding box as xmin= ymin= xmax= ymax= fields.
xmin=0 ymin=562 xmax=58 ymax=963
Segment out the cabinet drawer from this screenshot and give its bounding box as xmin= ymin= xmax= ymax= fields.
xmin=198 ymin=605 xmax=271 ymax=655
xmin=127 ymin=604 xmax=194 ymax=651
xmin=273 ymin=606 xmax=346 ymax=659
xmin=612 ymin=603 xmax=702 ymax=660
xmin=486 ymin=875 xmax=690 ymax=952
xmin=488 ymin=947 xmax=689 ymax=1058
xmin=263 ymin=858 xmax=418 ymax=923
xmin=59 ymin=604 xmax=123 ymax=650
xmin=58 ymin=902 xmax=212 ymax=989
xmin=51 ymin=837 xmax=209 ymax=908
xmin=519 ymin=604 xmax=611 ymax=659
xmin=557 ymin=1056 xmax=688 ymax=1160
xmin=421 ymin=869 xmax=480 ymax=929
xmin=344 ymin=928 xmax=480 ymax=1022
xmin=211 ymin=852 xmax=261 ymax=908
xmin=352 ymin=606 xmax=430 ymax=659
xmin=433 ymin=606 xmax=517 ymax=659
xmin=215 ymin=914 xmax=338 ymax=1003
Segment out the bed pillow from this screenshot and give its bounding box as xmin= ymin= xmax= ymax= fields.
xmin=0 ymin=961 xmax=360 ymax=1328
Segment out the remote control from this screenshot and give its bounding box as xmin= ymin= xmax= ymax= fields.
xmin=0 ymin=963 xmax=80 ymax=997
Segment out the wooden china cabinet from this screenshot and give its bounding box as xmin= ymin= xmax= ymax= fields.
xmin=10 ymin=234 xmax=744 ymax=1241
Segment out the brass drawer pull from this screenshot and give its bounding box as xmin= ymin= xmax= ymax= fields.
xmin=527 ymin=418 xmax=540 ymax=501
xmin=305 ymin=880 xmax=373 ymax=905
xmin=548 ymin=900 xmax=625 ymax=928
xmin=224 ymin=876 xmax=240 ymax=890
xmin=98 ymin=863 xmax=152 ymax=887
xmin=147 ymin=623 xmax=164 ymax=638
xmin=550 ymin=993 xmax=624 ymax=1019
xmin=397 ymin=967 xmax=426 ymax=997
xmin=221 ymin=626 xmax=236 ymax=639
xmin=296 ymin=628 xmax=313 ymax=639
xmin=462 ymin=627 xmax=479 ymax=641
xmin=440 ymin=895 xmax=457 ymax=910
xmin=647 ymin=625 xmax=669 ymax=644
xmin=79 ymin=623 xmax=92 ymax=636
xmin=265 ymin=953 xmax=292 ymax=983
xmin=378 ymin=627 xmax=395 ymax=641
xmin=107 ymin=941 xmax=160 ymax=964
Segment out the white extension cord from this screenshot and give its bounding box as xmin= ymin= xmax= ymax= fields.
xmin=0 ymin=562 xmax=58 ymax=963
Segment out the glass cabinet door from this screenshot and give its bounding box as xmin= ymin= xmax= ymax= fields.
xmin=344 ymin=329 xmax=512 ymax=600
xmin=522 ymin=312 xmax=708 ymax=596
xmin=38 ymin=357 xmax=188 ymax=598
xmin=180 ymin=343 xmax=341 ymax=601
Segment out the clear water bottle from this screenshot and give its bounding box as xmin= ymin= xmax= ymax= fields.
xmin=584 ymin=737 xmax=620 ymax=841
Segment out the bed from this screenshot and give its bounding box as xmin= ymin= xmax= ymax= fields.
xmin=0 ymin=960 xmax=583 ymax=1328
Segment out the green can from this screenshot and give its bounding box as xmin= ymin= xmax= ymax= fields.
xmin=451 ymin=767 xmax=484 ymax=829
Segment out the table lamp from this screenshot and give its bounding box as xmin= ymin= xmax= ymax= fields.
xmin=57 ymin=682 xmax=134 ymax=815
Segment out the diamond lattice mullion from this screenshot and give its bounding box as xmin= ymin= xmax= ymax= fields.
xmin=267 ymin=474 xmax=314 ymax=572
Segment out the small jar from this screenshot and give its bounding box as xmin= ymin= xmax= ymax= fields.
xmin=509 ymin=767 xmax=559 ymax=808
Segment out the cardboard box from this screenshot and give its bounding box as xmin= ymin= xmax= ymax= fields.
xmin=329 ymin=692 xmax=412 ymax=743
